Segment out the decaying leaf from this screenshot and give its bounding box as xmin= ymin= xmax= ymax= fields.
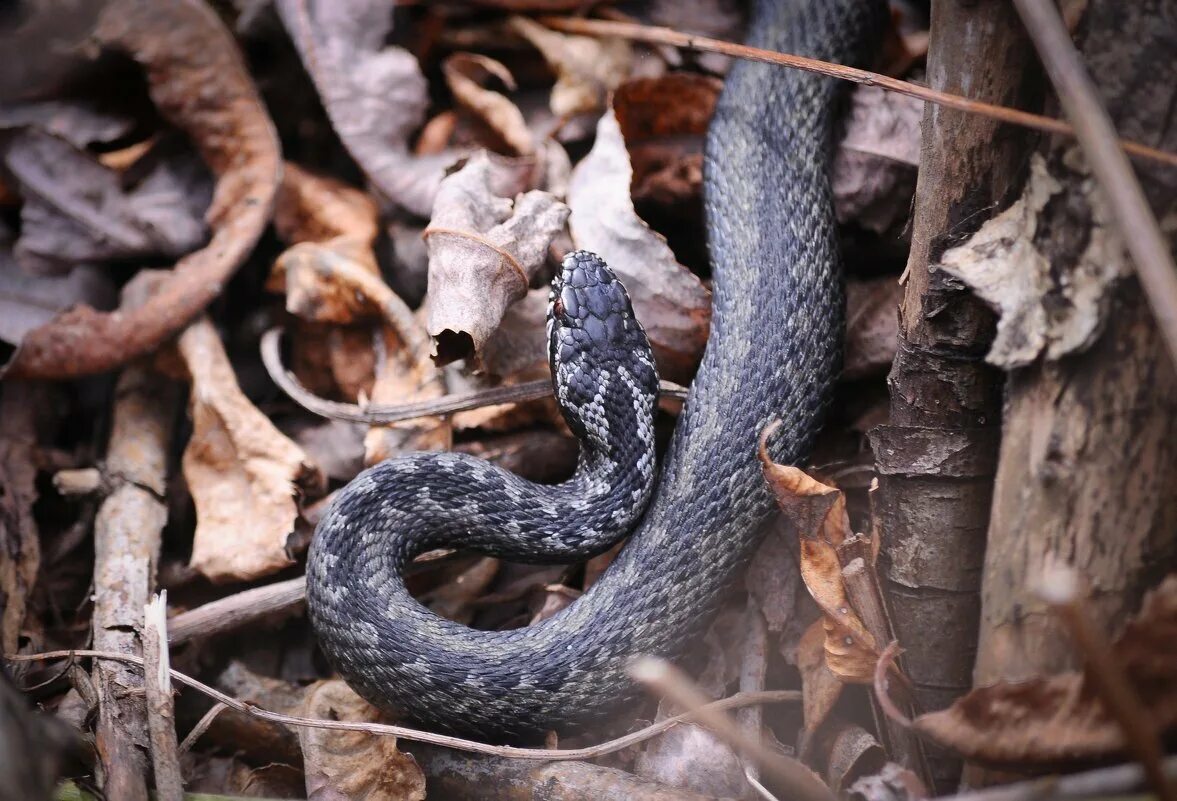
xmin=300 ymin=680 xmax=426 ymax=801
xmin=275 ymin=0 xmax=450 ymax=218
xmin=832 ymin=86 xmax=921 ymax=234
xmin=0 ymin=100 xmax=134 ymax=150
xmin=0 ymin=246 xmax=115 ymax=347
xmin=798 ymin=619 xmax=846 ymax=750
xmin=567 ymin=105 xmax=711 ymax=382
xmin=420 ymin=556 xmax=501 ymax=625
xmin=424 ymin=152 xmax=569 ymax=366
xmin=443 ymin=53 xmax=534 ymax=157
xmin=937 ymin=152 xmax=1130 ymax=367
xmin=363 ymin=323 xmax=451 ymax=466
xmin=507 ymin=16 xmax=633 ymax=117
xmin=2 ymin=0 xmax=282 ymax=379
xmin=849 ymin=762 xmax=929 ymax=801
xmin=915 ymin=574 xmax=1177 ymax=765
xmin=1 ymin=130 xmax=212 ymax=276
xmin=844 ymin=278 xmax=902 ymax=380
xmin=178 ymin=317 xmax=323 ymax=582
xmin=759 ymin=432 xmax=879 ymax=683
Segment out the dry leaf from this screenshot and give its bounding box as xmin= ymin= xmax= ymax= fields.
xmin=914 ymin=574 xmax=1177 ymax=765
xmin=508 ymin=16 xmax=632 ymax=117
xmin=824 ymin=725 xmax=886 ymax=794
xmin=938 ymin=152 xmax=1129 ymax=367
xmin=443 ymin=53 xmax=534 ymax=157
xmin=275 ymin=0 xmax=450 ymax=218
xmin=0 ymin=246 xmax=115 ymax=348
xmin=1 ymin=131 xmax=211 ymax=276
xmin=179 ymin=318 xmax=323 ymax=582
xmin=849 ymin=763 xmax=929 ymax=801
xmin=424 ymin=152 xmax=569 ymax=366
xmin=0 ymin=99 xmax=134 ymax=149
xmin=567 ymin=106 xmax=711 ymax=382
xmin=798 ymin=619 xmax=845 ymax=749
xmin=300 ymin=680 xmax=426 ymax=801
xmin=363 ymin=325 xmax=452 ymax=466
xmin=832 ymin=86 xmax=921 ymax=234
xmin=759 ymin=440 xmax=878 ymax=682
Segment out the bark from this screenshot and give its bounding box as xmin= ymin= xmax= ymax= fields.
xmin=869 ymin=0 xmax=1043 ymax=790
xmin=972 ymin=0 xmax=1177 ymax=707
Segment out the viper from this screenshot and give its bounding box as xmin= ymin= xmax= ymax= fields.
xmin=306 ymin=0 xmax=885 ymax=739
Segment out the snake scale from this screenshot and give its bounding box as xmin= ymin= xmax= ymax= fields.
xmin=307 ymin=0 xmax=885 ymax=739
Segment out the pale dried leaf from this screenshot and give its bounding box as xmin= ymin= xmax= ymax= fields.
xmin=275 ymin=0 xmax=449 ymax=217
xmin=300 ymin=680 xmax=426 ymax=801
xmin=938 ymin=153 xmax=1130 ymax=367
xmin=825 ymin=725 xmax=886 ymax=794
xmin=848 ymin=762 xmax=930 ymax=801
xmin=833 ymin=87 xmax=921 ymax=234
xmin=0 ymin=99 xmax=134 ymax=148
xmin=915 ymin=574 xmax=1177 ymax=764
xmin=567 ymin=109 xmax=711 ymax=382
xmin=443 ymin=53 xmax=534 ymax=156
xmin=364 ymin=324 xmax=451 ymax=465
xmin=844 ymin=278 xmax=901 ymax=380
xmin=2 ymin=130 xmax=210 ymax=275
xmin=633 ymin=722 xmax=747 ymax=799
xmin=508 ymin=16 xmax=632 ymax=117
xmin=0 ymin=247 xmax=115 ymax=346
xmin=180 ymin=318 xmax=323 ymax=582
xmin=425 ymin=152 xmax=569 ymax=366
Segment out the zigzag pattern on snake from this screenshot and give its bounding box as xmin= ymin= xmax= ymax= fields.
xmin=306 ymin=0 xmax=885 ymax=739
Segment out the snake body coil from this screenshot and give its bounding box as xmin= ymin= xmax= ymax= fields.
xmin=307 ymin=0 xmax=884 ymax=739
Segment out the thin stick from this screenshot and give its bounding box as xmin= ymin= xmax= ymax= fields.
xmin=538 ymin=15 xmax=1177 ymax=170
xmin=178 ymin=703 xmax=228 ymax=754
xmin=143 ymin=593 xmax=184 ymax=801
xmin=168 ymin=577 xmax=306 ymax=646
xmin=631 ymin=656 xmax=836 ymax=801
xmin=261 ymin=327 xmax=688 ymax=425
xmin=7 ymin=649 xmax=798 ymax=762
xmin=1010 ymin=0 xmax=1177 ymax=366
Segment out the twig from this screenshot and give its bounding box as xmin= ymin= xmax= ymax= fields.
xmin=143 ymin=592 xmax=184 ymax=801
xmin=946 ymin=757 xmax=1177 ymax=801
xmin=261 ymin=327 xmax=688 ymax=425
xmin=631 ymin=656 xmax=837 ymax=801
xmin=1010 ymin=0 xmax=1177 ymax=365
xmin=1037 ymin=564 xmax=1176 ymax=801
xmin=168 ymin=577 xmax=306 ymax=646
xmin=178 ymin=703 xmax=228 ymax=754
xmin=7 ymin=649 xmax=799 ymax=762
xmin=537 ymin=15 xmax=1177 ymax=170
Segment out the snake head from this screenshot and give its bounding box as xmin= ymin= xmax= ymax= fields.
xmin=547 ymin=250 xmax=659 ymax=447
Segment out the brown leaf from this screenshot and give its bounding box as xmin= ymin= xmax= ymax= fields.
xmin=567 ymin=106 xmax=711 ymax=382
xmin=443 ymin=53 xmax=534 ymax=157
xmin=300 ymin=680 xmax=426 ymax=801
xmin=798 ymin=619 xmax=845 ymax=750
xmin=1 ymin=130 xmax=211 ymax=275
xmin=363 ymin=323 xmax=452 ymax=466
xmin=274 ymin=162 xmax=380 ymax=246
xmin=275 ymin=0 xmax=450 ymax=218
xmin=3 ymin=0 xmax=282 ymax=379
xmin=178 ymin=318 xmax=323 ymax=582
xmin=420 ymin=556 xmax=500 ymax=625
xmin=759 ymin=436 xmax=878 ymax=682
xmin=0 ymin=383 xmax=44 ymax=657
xmin=832 ymin=86 xmax=921 ymax=234
xmin=508 ymin=16 xmax=632 ymax=117
xmin=915 ymin=574 xmax=1177 ymax=765
xmin=424 ymin=152 xmax=569 ymax=366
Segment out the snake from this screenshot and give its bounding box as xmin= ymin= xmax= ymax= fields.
xmin=306 ymin=0 xmax=885 ymax=740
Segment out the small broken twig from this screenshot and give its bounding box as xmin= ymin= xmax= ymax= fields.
xmin=143 ymin=592 xmax=183 ymax=801
xmin=168 ymin=577 xmax=306 ymax=646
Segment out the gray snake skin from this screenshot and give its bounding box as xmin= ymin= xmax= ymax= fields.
xmin=306 ymin=0 xmax=884 ymax=739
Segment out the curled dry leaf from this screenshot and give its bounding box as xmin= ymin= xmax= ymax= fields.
xmin=443 ymin=53 xmax=534 ymax=157
xmin=938 ymin=153 xmax=1129 ymax=368
xmin=275 ymin=0 xmax=449 ymax=218
xmin=300 ymin=680 xmax=426 ymax=801
xmin=363 ymin=323 xmax=451 ymax=466
xmin=1 ymin=130 xmax=211 ymax=276
xmin=567 ymin=102 xmax=712 ymax=382
xmin=508 ymin=16 xmax=633 ymax=117
xmin=2 ymin=0 xmax=282 ymax=380
xmin=178 ymin=318 xmax=323 ymax=583
xmin=832 ymin=86 xmax=921 ymax=234
xmin=915 ymin=574 xmax=1177 ymax=765
xmin=797 ymin=619 xmax=846 ymax=752
xmin=424 ymin=152 xmax=569 ymax=366
xmin=759 ymin=430 xmax=878 ymax=682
